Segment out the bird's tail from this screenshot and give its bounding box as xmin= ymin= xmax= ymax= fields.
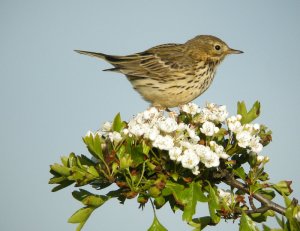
xmin=74 ymin=50 xmax=107 ymax=60
xmin=75 ymin=49 xmax=142 ymax=73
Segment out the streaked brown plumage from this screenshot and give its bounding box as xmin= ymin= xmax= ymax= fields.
xmin=75 ymin=35 xmax=243 ymax=108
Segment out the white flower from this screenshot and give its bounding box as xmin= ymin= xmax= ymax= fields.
xmin=227 ymin=115 xmax=242 ymax=133
xmin=200 ymin=149 xmax=220 ymax=168
xmin=236 ymin=114 xmax=242 ymax=120
xmin=200 ymin=121 xmax=219 ymax=136
xmin=108 ymin=131 xmax=122 ymax=143
xmin=85 ymin=130 xmax=95 ymax=137
xmin=193 ymin=144 xmax=209 ymax=157
xmin=294 ymin=211 xmax=300 ymax=222
xmin=143 ymin=107 xmax=159 ymax=120
xmin=216 ymin=105 xmax=229 ymax=122
xmin=210 ymin=141 xmax=229 ymax=159
xmin=181 ymin=149 xmax=200 ymax=169
xmin=249 ymin=136 xmax=263 ymax=153
xmin=145 ymin=127 xmax=160 ymax=141
xmin=228 ymin=120 xmax=242 ymax=133
xmin=257 ymin=155 xmax=265 ymax=163
xmin=236 ymin=130 xmax=252 ymax=148
xmin=257 ymin=155 xmax=269 ymax=164
xmin=169 ymin=146 xmax=182 ymax=161
xmin=196 ymin=108 xmax=210 ymax=123
xmin=253 ymin=123 xmax=260 ymax=130
xmin=180 ymin=140 xmax=193 ymax=149
xmin=218 ymin=189 xmax=233 ymax=205
xmin=186 ymin=126 xmax=200 ymax=142
xmin=192 ymin=166 xmax=200 ymax=175
xmin=177 ymin=122 xmax=188 ymax=131
xmin=122 ymin=128 xmax=129 ymax=135
xmin=152 ymin=135 xmax=174 ymax=150
xmin=102 ymin=122 xmax=112 ymax=132
xmin=158 ymin=117 xmax=178 ymax=133
xmin=128 ymin=123 xmax=146 ymax=137
xmin=181 ymin=103 xmax=199 ymax=115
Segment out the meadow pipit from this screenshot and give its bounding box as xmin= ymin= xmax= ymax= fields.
xmin=75 ymin=35 xmax=242 ymax=108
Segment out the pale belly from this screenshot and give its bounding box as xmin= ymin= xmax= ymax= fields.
xmin=129 ymin=71 xmax=216 ymax=108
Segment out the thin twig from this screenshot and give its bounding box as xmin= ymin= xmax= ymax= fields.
xmin=223 ymin=170 xmax=286 ymax=215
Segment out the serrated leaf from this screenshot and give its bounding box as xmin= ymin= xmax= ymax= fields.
xmin=147 ymin=214 xmax=167 ymax=231
xmin=240 ymin=212 xmax=259 ymax=231
xmin=237 ymin=101 xmax=261 ymax=124
xmin=181 ymin=182 xmax=208 ymax=222
xmin=82 ymin=133 xmax=104 ymax=160
xmin=245 ymin=101 xmax=260 ymax=124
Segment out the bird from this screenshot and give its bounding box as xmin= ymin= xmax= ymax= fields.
xmin=75 ymin=35 xmax=243 ymax=108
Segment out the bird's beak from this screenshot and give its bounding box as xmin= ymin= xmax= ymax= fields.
xmin=227 ymin=48 xmax=244 ymax=54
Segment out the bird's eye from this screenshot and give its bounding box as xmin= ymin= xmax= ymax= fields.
xmin=214 ymin=45 xmax=221 ymax=51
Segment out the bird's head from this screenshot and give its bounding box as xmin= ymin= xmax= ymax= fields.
xmin=186 ymin=35 xmax=243 ymax=62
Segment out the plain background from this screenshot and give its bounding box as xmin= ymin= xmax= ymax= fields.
xmin=1 ymin=1 xmax=300 ymax=230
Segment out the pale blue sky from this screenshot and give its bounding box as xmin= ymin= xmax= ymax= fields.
xmin=1 ymin=1 xmax=300 ymax=230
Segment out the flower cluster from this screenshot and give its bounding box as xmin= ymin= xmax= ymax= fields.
xmin=87 ymin=102 xmax=266 ymax=175
xmin=227 ymin=115 xmax=263 ymax=153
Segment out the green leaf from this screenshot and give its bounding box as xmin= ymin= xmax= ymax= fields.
xmin=275 ymin=215 xmax=285 ymax=228
xmin=131 ymin=144 xmax=146 ymax=167
xmin=237 ymin=101 xmax=261 ymax=124
xmin=164 ymin=181 xmax=185 ymax=204
xmin=82 ymin=195 xmax=108 ymax=207
xmin=246 ymin=101 xmax=260 ymax=124
xmin=87 ymin=166 xmax=99 ymax=177
xmin=233 ymin=167 xmax=246 ymax=180
xmin=272 ymin=181 xmax=293 ymax=196
xmin=50 ymin=180 xmax=74 ymax=192
xmin=148 ymin=214 xmax=167 ymax=231
xmin=249 ymin=183 xmax=263 ymax=195
xmin=72 ymin=189 xmax=93 ymax=202
xmin=239 ymin=212 xmax=259 ymax=231
xmin=82 ymin=133 xmax=104 ymax=160
xmin=181 ymin=182 xmax=208 ymax=222
xmin=142 ymin=140 xmax=151 ymax=156
xmin=68 ymin=207 xmax=94 ymax=224
xmin=258 ymin=189 xmax=276 ymax=200
xmin=189 ymin=216 xmax=212 ymax=230
xmin=112 ymin=113 xmax=125 ymax=132
xmin=50 ymin=163 xmax=71 ymax=176
xmin=207 ymin=184 xmax=220 ymax=224
xmin=237 ymin=101 xmax=247 ymax=120
xmin=154 ymin=196 xmax=166 ymax=209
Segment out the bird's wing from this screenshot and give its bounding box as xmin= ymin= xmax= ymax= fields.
xmin=138 ymin=44 xmax=196 ymax=77
xmin=103 ymin=44 xmax=196 ymax=78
